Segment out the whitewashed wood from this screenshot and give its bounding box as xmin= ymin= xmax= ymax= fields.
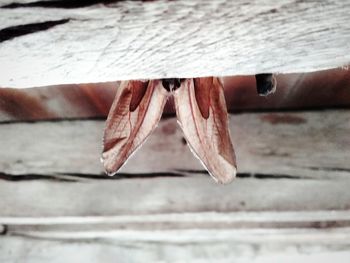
xmin=1 ymin=110 xmax=350 ymax=262
xmin=1 ymin=176 xmax=350 ymax=218
xmin=5 ymin=227 xmax=350 ymax=243
xmin=1 ymin=235 xmax=350 ymax=263
xmin=0 ymin=110 xmax=349 ymax=178
xmin=1 ymin=0 xmax=350 ymax=88
xmin=2 ymin=212 xmax=350 ymax=262
xmin=3 ymin=210 xmax=350 ymax=226
xmin=2 ymin=211 xmax=350 ymax=236
xmin=0 ymin=110 xmax=348 ymax=218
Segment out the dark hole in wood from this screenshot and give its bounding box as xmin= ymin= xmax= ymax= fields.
xmin=0 ymin=225 xmax=8 ymax=236
xmin=255 ymin=73 xmax=276 ymax=96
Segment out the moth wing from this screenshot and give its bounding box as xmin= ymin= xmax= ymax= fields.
xmin=102 ymin=80 xmax=168 ymax=175
xmin=174 ymin=77 xmax=237 ymax=184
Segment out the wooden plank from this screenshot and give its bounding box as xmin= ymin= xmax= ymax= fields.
xmin=4 ymin=224 xmax=350 ymax=244
xmin=1 ymin=234 xmax=350 ymax=263
xmin=5 ymin=226 xmax=350 ymax=243
xmin=0 ymin=110 xmax=349 ymax=219
xmin=0 ymin=110 xmax=349 ymax=177
xmin=0 ymin=109 xmax=349 ymax=262
xmin=1 ymin=0 xmax=350 ymax=88
xmin=1 ymin=176 xmax=350 ymax=218
xmin=3 ymin=210 xmax=350 ymax=226
xmin=1 ymin=68 xmax=350 ymax=122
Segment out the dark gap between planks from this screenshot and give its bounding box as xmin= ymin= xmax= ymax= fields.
xmin=1 ymin=0 xmax=147 ymax=9
xmin=0 ymin=171 xmax=309 ymax=182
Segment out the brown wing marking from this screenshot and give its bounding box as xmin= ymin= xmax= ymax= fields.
xmin=102 ymin=80 xmax=168 ymax=175
xmin=174 ymin=77 xmax=237 ymax=184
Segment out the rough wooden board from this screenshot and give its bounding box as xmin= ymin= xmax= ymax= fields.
xmin=1 ymin=177 xmax=350 ymax=218
xmin=4 ymin=225 xmax=350 ymax=245
xmin=0 ymin=110 xmax=349 ymax=178
xmin=0 ymin=109 xmax=349 ymax=261
xmin=1 ymin=235 xmax=350 ymax=263
xmin=3 ymin=210 xmax=350 ymax=227
xmin=0 ymin=110 xmax=349 ymax=219
xmin=1 ymin=68 xmax=350 ymax=122
xmin=1 ymin=0 xmax=350 ymax=88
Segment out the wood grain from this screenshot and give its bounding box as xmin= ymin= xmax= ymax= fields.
xmin=0 ymin=109 xmax=349 ymax=261
xmin=0 ymin=110 xmax=349 ymax=218
xmin=1 ymin=234 xmax=350 ymax=263
xmin=0 ymin=110 xmax=349 ymax=177
xmin=0 ymin=0 xmax=350 ymax=88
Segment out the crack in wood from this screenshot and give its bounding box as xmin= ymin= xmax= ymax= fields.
xmin=175 ymin=169 xmax=309 ymax=180
xmin=0 ymin=19 xmax=70 ymax=43
xmin=239 ymin=173 xmax=308 ymax=180
xmin=0 ymin=172 xmax=76 ymax=182
xmin=56 ymin=172 xmax=186 ymax=179
xmin=1 ymin=0 xmax=132 ymax=9
xmin=0 ymin=171 xmax=185 ymax=182
xmin=0 ymin=170 xmax=312 ymax=181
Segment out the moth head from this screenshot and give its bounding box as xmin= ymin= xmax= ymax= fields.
xmin=161 ymin=78 xmax=184 ymax=92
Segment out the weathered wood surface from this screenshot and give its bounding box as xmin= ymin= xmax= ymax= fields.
xmin=1 ymin=216 xmax=350 ymax=262
xmin=1 ymin=233 xmax=350 ymax=263
xmin=1 ymin=68 xmax=350 ymax=122
xmin=1 ymin=110 xmax=349 ymax=177
xmin=1 ymin=0 xmax=350 ymax=88
xmin=1 ymin=110 xmax=350 ymax=261
xmin=1 ymin=175 xmax=350 ymax=218
xmin=0 ymin=110 xmax=349 ymax=218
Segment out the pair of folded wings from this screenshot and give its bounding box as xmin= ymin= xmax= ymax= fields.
xmin=102 ymin=77 xmax=236 ymax=184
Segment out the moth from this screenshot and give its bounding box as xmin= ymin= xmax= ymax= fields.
xmin=101 ymin=77 xmax=237 ymax=184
